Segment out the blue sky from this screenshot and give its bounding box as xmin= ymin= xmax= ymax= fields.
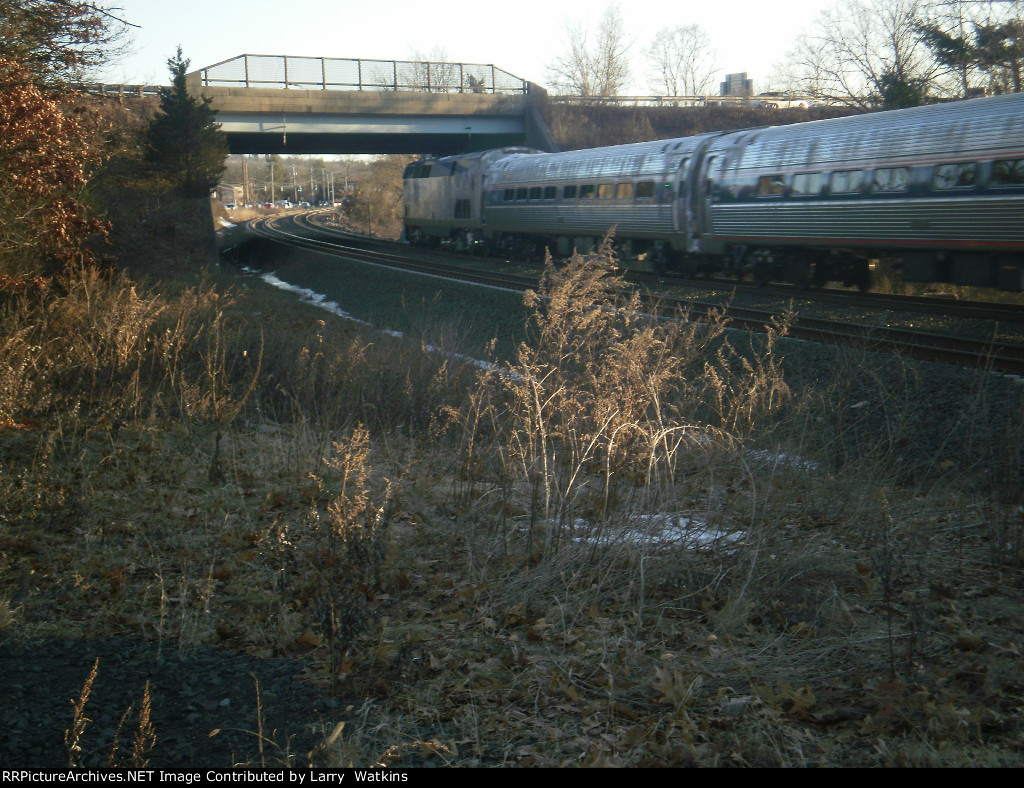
xmin=98 ymin=0 xmax=832 ymax=94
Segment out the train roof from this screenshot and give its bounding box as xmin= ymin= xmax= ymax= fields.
xmin=486 ymin=133 xmax=721 ymax=182
xmin=404 ymin=147 xmax=541 ymax=179
xmin=708 ymin=92 xmax=1024 ymax=169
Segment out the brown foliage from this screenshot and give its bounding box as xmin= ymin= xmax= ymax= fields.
xmin=0 ymin=56 xmax=109 ymax=278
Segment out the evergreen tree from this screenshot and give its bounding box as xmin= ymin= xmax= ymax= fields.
xmin=974 ymin=19 xmax=1023 ymax=93
xmin=877 ymin=67 xmax=931 ymax=108
xmin=146 ymin=47 xmax=227 ymax=198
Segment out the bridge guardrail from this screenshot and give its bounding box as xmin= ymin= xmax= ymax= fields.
xmin=549 ymin=94 xmax=824 ymax=108
xmin=194 ymin=54 xmax=528 ymax=94
xmin=77 ymin=83 xmax=163 ymax=98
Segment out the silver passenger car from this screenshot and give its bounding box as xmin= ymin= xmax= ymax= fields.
xmin=697 ymin=92 xmax=1024 ymax=288
xmin=479 ymin=135 xmax=719 ymax=264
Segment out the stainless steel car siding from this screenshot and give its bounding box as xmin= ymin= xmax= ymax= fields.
xmin=709 ymin=195 xmax=1024 ymax=248
xmin=484 ymin=203 xmax=675 ymax=237
xmin=699 ymin=95 xmax=1024 ymax=251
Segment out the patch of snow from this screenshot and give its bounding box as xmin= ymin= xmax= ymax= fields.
xmin=258 ymin=272 xmax=374 ymax=326
xmin=539 ymin=513 xmax=744 ymax=551
xmin=745 ymin=449 xmax=821 ymax=473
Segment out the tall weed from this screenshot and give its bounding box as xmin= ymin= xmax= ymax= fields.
xmin=448 ymin=238 xmax=791 ymax=557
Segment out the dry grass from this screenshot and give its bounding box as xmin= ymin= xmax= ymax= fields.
xmin=1 ymin=245 xmax=1022 ymax=767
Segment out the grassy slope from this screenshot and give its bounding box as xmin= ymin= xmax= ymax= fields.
xmin=2 ymin=223 xmax=1023 ymax=766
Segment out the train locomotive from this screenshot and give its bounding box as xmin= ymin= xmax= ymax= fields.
xmin=402 ymin=93 xmax=1024 ymax=291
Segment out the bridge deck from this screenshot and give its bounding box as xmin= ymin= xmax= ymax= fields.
xmin=186 ymin=73 xmax=550 ymax=155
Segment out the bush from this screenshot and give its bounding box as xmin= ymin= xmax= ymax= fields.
xmin=448 ymin=236 xmax=790 ymax=555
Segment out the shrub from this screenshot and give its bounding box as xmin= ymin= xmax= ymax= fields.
xmin=448 ymin=236 xmax=791 ymax=555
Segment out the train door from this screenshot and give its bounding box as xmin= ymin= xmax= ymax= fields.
xmin=691 ymin=153 xmax=719 ymax=254
xmin=673 ymin=157 xmax=691 ymax=238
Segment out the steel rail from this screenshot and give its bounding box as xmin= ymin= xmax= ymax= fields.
xmin=657 ymin=273 xmax=1024 ymax=324
xmin=248 ymin=215 xmax=539 ymax=292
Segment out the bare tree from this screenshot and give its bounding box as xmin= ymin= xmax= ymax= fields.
xmin=784 ymin=0 xmax=937 ymax=107
xmin=406 ymin=46 xmax=460 ymax=93
xmin=0 ymin=0 xmax=132 ymax=85
xmin=645 ymin=24 xmax=717 ymax=96
xmin=545 ymin=3 xmax=632 ymax=97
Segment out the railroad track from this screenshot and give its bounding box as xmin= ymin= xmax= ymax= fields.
xmin=303 ymin=212 xmax=1024 ymax=326
xmin=243 ymin=213 xmax=1024 ymax=376
xmin=658 ymin=273 xmax=1024 ymax=324
xmin=248 ymin=214 xmax=539 ymax=292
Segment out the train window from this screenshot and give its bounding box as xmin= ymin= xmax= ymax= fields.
xmin=597 ymin=184 xmax=614 ymax=199
xmin=933 ymin=162 xmax=976 ymax=190
xmin=830 ymin=170 xmax=867 ymax=194
xmin=718 ymin=179 xmax=745 ymax=201
xmin=580 ymin=185 xmax=596 ymax=199
xmin=515 ymin=188 xmax=528 ymax=200
xmin=757 ymin=175 xmax=786 ymax=196
xmin=528 ymin=186 xmax=542 ymax=199
xmin=636 ymin=181 xmax=655 ymax=199
xmin=871 ymin=167 xmax=909 ymax=192
xmin=616 ymin=183 xmax=634 ymax=199
xmin=791 ymin=172 xmax=825 ymax=196
xmin=503 ymin=189 xmax=514 ymax=202
xmin=991 ymin=158 xmax=1024 ymax=186
xmin=543 ymin=186 xmax=557 ymax=199
xmin=563 ymin=185 xmax=578 ymax=199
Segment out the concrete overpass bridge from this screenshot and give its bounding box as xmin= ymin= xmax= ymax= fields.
xmin=184 ymin=54 xmax=558 ymax=155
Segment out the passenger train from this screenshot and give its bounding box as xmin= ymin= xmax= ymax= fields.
xmin=402 ymin=92 xmax=1024 ymax=291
